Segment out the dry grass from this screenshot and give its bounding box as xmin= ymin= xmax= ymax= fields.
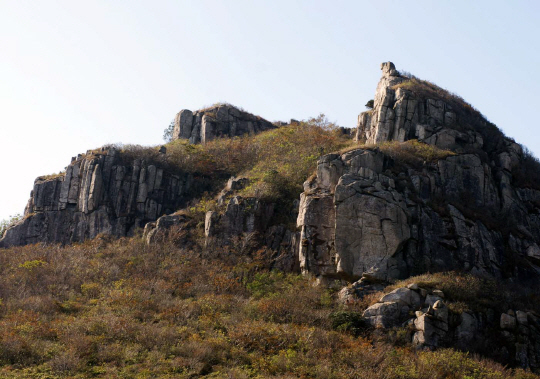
xmin=339 ymin=140 xmax=455 ymax=168
xmin=0 ymin=237 xmax=538 ymax=378
xmin=36 ymin=172 xmax=65 ymax=181
xmin=385 ymin=271 xmax=540 ymax=316
xmin=197 ymin=102 xmax=246 ymax=113
xmin=371 ymin=139 xmax=455 ymax=165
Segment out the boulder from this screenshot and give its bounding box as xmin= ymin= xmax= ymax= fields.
xmin=363 ymin=301 xmax=401 ymax=328
xmin=379 ymin=287 xmax=421 ymax=308
xmin=144 ymin=214 xmax=186 ymax=245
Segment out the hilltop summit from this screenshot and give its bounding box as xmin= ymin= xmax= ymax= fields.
xmin=172 ymin=103 xmax=276 ymax=144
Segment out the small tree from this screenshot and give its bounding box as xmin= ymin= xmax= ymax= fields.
xmin=304 ymin=113 xmax=338 ymax=131
xmin=163 ymin=119 xmax=175 ymax=142
xmin=365 ymin=99 xmax=374 ymax=109
xmin=0 ymin=213 xmax=22 ymax=238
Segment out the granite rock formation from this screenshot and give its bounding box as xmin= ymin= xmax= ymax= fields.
xmin=204 ymin=178 xmax=300 ymax=272
xmin=0 ymin=148 xmax=198 ymax=247
xmin=172 ymin=104 xmax=276 ymax=144
xmin=360 ymin=283 xmax=540 ymax=370
xmin=298 ymin=62 xmax=540 ymax=282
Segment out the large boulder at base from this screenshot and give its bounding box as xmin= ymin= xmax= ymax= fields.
xmin=361 ymin=284 xmax=540 ymax=370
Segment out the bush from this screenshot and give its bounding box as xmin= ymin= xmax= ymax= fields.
xmin=330 ymin=311 xmax=366 ymax=336
xmin=163 ymin=119 xmax=175 ymax=142
xmin=513 ymin=146 xmax=540 ymax=190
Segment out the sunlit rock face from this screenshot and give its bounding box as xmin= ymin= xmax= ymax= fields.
xmin=172 ymin=104 xmax=276 ymax=144
xmin=298 ymin=62 xmax=540 ymax=282
xmin=0 ymin=148 xmax=197 ymax=247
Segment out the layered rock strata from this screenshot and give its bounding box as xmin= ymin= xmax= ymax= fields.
xmin=172 ymin=104 xmax=276 ymax=144
xmin=0 ymin=148 xmax=197 ymax=247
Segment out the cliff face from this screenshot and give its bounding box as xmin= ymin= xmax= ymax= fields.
xmin=0 ymin=148 xmax=196 ymax=247
xmin=4 ymin=63 xmax=540 ymax=286
xmin=298 ymin=62 xmax=540 ymax=282
xmin=172 ymin=104 xmax=276 ymax=144
xmin=0 ymin=104 xmax=281 ymax=249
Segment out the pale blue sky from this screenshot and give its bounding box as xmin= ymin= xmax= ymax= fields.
xmin=1 ymin=1 xmax=539 ymax=222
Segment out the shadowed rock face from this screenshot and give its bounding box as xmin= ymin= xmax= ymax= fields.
xmin=0 ymin=148 xmax=198 ymax=247
xmin=172 ymin=104 xmax=276 ymax=144
xmin=298 ymin=62 xmax=540 ymax=282
xmin=359 ymin=283 xmax=540 ymax=370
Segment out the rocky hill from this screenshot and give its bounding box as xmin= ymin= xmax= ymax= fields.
xmin=299 ymin=62 xmax=540 ymax=283
xmin=3 ymin=63 xmax=540 ymax=282
xmin=0 ymin=104 xmax=278 ymax=248
xmin=3 ymin=62 xmax=540 ymax=376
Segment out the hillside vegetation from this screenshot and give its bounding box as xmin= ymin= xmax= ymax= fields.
xmin=0 ymin=236 xmax=538 ymax=379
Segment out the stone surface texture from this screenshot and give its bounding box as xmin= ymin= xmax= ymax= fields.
xmin=172 ymin=104 xmax=276 ymax=144
xmin=361 ymin=284 xmax=540 ymax=370
xmin=0 ymin=148 xmax=197 ymax=247
xmin=298 ymin=62 xmax=540 ymax=282
xmin=204 ymin=184 xmax=300 ymax=272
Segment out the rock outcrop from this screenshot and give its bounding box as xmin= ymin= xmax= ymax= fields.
xmin=0 ymin=148 xmax=199 ymax=247
xmin=360 ymin=284 xmax=540 ymax=370
xmin=204 ymin=178 xmax=300 ymax=272
xmin=172 ymin=104 xmax=276 ymax=144
xmin=298 ymin=62 xmax=540 ymax=282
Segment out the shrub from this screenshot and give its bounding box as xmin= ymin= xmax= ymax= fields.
xmin=330 ymin=311 xmax=366 ymax=336
xmin=513 ymin=146 xmax=540 ymax=190
xmin=0 ymin=239 xmax=537 ymax=377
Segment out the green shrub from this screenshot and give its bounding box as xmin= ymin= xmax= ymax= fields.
xmin=330 ymin=311 xmax=366 ymax=336
xmin=163 ymin=118 xmax=175 ymax=142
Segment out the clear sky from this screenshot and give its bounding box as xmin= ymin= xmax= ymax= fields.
xmin=1 ymin=0 xmax=539 ymax=222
